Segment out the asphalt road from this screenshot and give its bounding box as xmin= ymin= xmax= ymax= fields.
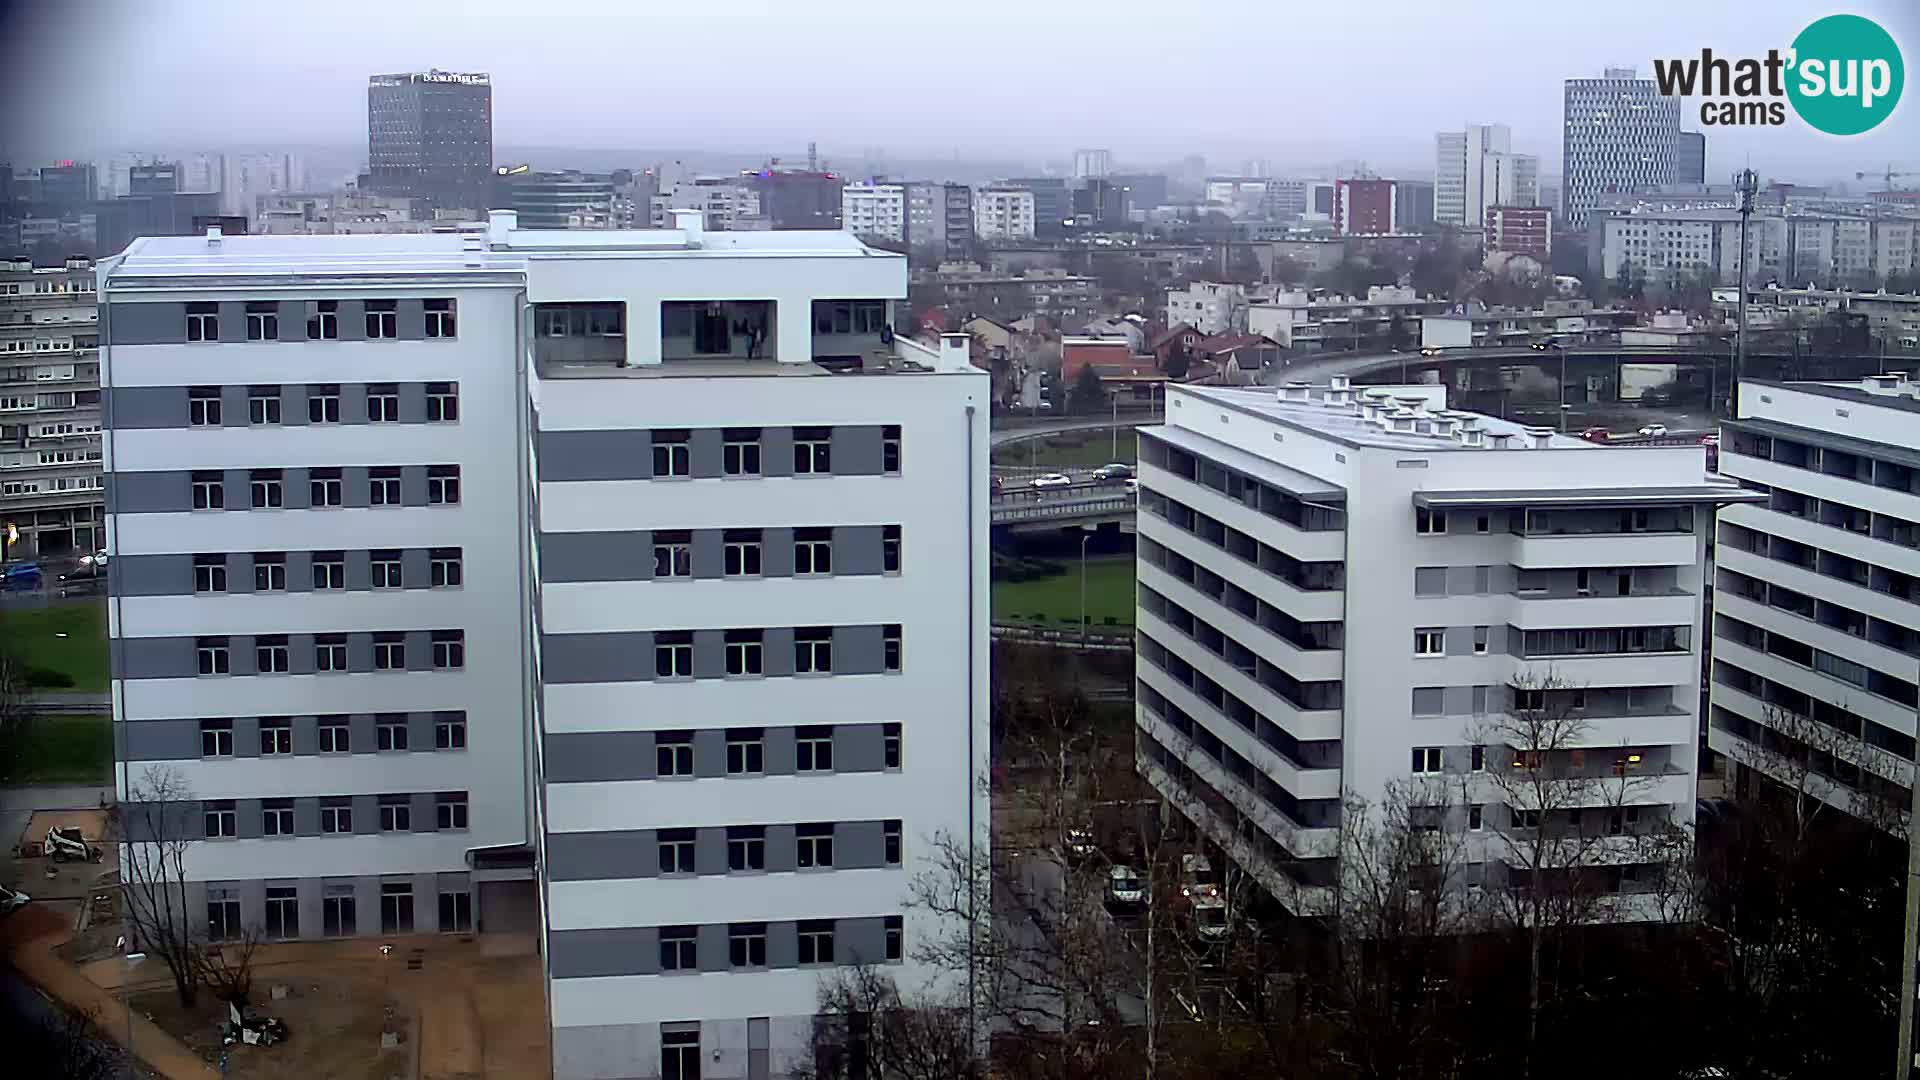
xmin=990 ymin=416 xmax=1152 ymax=448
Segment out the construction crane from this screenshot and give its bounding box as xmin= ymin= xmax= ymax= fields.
xmin=1856 ymin=165 xmax=1918 ymax=190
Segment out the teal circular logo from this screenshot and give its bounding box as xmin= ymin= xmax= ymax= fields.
xmin=1787 ymin=14 xmax=1904 ymax=135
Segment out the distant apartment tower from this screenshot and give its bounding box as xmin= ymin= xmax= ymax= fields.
xmin=1562 ymin=68 xmax=1681 ymax=230
xmin=1395 ymin=180 xmax=1436 ymax=232
xmin=501 ymin=170 xmax=617 ymax=230
xmin=1710 ymin=375 xmax=1920 ymax=827
xmin=651 ymin=176 xmax=764 ymax=232
xmin=1136 ymin=380 xmax=1751 ymax=918
xmin=748 ymin=170 xmax=844 ymax=230
xmin=366 ymin=70 xmax=493 ymax=212
xmin=1435 ymin=124 xmax=1538 ymax=228
xmin=1677 ymin=132 xmax=1706 ymax=185
xmin=128 ymin=164 xmax=180 ymax=196
xmin=1485 ymin=205 xmax=1553 ymax=259
xmin=902 ymin=182 xmax=974 ymax=258
xmin=1074 ymin=149 xmax=1113 ymax=179
xmin=1005 ymin=177 xmax=1070 ymax=238
xmin=0 ymin=255 xmax=102 ymax=560
xmin=1333 ymin=179 xmax=1399 ymax=236
xmin=973 ymin=186 xmax=1036 ymax=241
xmin=841 ymin=183 xmax=908 ymax=244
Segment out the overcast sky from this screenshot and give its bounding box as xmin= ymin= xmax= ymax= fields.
xmin=2 ymin=0 xmax=1915 ymax=184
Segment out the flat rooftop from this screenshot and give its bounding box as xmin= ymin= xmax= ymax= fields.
xmin=1749 ymin=377 xmax=1920 ymax=416
xmin=1183 ymin=384 xmax=1600 ymax=453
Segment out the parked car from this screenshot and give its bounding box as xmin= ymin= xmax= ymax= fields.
xmin=1191 ymin=893 xmax=1230 ymax=940
xmin=1180 ymin=853 xmax=1220 ymax=899
xmin=1419 ymin=347 xmax=1442 ymax=357
xmin=1580 ymin=427 xmax=1612 ymax=444
xmin=1064 ymin=827 xmax=1096 ymax=862
xmin=1530 ymin=340 xmax=1550 ymax=351
xmin=1638 ymin=424 xmax=1668 ymax=437
xmin=1105 ymin=865 xmax=1147 ymax=908
xmin=1037 ymin=400 xmax=1053 ymax=411
xmin=0 ymin=563 xmax=41 ymax=593
xmin=1030 ymin=473 xmax=1073 ymax=489
xmin=1093 ymin=463 xmax=1134 ymax=482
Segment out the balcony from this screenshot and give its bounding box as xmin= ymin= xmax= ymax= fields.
xmin=1509 ymin=531 xmax=1698 ymax=569
xmin=1509 ymin=591 xmax=1697 ymax=630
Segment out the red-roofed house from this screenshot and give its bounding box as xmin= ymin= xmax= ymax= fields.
xmin=1061 ymin=336 xmax=1168 ymax=404
xmin=1193 ymin=332 xmax=1284 ymax=385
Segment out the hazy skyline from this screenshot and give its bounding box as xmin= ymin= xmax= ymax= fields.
xmin=2 ymin=0 xmax=1916 ymax=186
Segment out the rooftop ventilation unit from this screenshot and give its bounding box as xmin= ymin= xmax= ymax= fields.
xmin=1432 ymin=415 xmax=1459 ymax=438
xmin=1395 ymin=394 xmax=1428 ymax=416
xmin=1280 ymin=381 xmax=1312 ymax=403
xmin=1522 ymin=425 xmax=1555 ymax=449
xmin=1488 ymin=431 xmax=1514 ymax=449
xmin=1460 ymin=427 xmax=1486 ymax=448
xmin=204 ymin=225 xmax=222 ymax=250
xmin=1329 ymin=374 xmax=1351 ymax=393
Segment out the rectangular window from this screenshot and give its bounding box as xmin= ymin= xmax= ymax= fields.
xmin=1512 ymin=808 xmax=1541 ymax=830
xmin=307 ymin=384 xmax=340 ymax=423
xmin=378 ymin=797 xmax=411 ymax=832
xmin=797 ymin=823 xmax=835 ymax=869
xmin=307 ymin=301 xmax=339 ymax=340
xmin=381 ymin=883 xmax=414 ymax=933
xmin=1473 ymin=626 xmax=1489 ymax=655
xmin=1414 ymin=628 xmax=1444 ymax=657
xmin=207 ymin=893 xmax=242 ymax=941
xmin=188 ymin=386 xmax=221 ymax=426
xmin=723 ymin=428 xmax=761 ymax=476
xmin=259 ymin=717 xmax=292 ymax=754
xmin=365 ymin=300 xmax=398 ymax=339
xmin=435 ymin=793 xmax=469 ymax=830
xmin=262 ymin=799 xmax=294 ymax=837
xmin=729 ymin=923 xmax=767 ymax=967
xmin=657 ymin=829 xmax=695 ymax=874
xmin=376 ymin=714 xmax=409 ymax=751
xmin=885 ymin=915 xmax=903 ymax=961
xmin=883 ymin=624 xmax=902 ymax=672
xmin=654 ymin=631 xmax=693 ymax=678
xmin=264 ymin=886 xmax=298 ymax=939
xmin=425 ymin=381 xmax=458 ymax=422
xmin=312 ymin=551 xmax=345 ymax=590
xmin=882 ymin=525 xmax=901 ymax=573
xmin=196 ymin=636 xmax=230 ymax=676
xmin=373 ymin=633 xmax=405 ymax=671
xmin=1411 ymin=747 xmax=1443 ymax=774
xmin=369 ymin=467 xmax=401 ymax=506
xmin=309 ymin=467 xmax=343 ymax=507
xmin=794 ymin=627 xmax=832 ymax=674
xmin=424 ymin=299 xmax=457 ymax=339
xmin=1415 ymin=506 xmax=1446 ymax=535
xmin=652 ymin=430 xmax=691 ymax=477
xmin=439 ymin=889 xmax=473 ymax=933
xmin=318 ymin=715 xmax=349 ymax=752
xmin=193 ymin=553 xmax=227 ymax=593
xmin=796 ymin=726 xmax=834 ymax=772
xmin=432 ymin=631 xmax=465 ymax=670
xmin=653 ymin=530 xmax=692 ymax=578
xmin=1469 ymin=805 xmax=1484 ymax=831
xmin=427 ymin=465 xmax=460 ymax=505
xmin=794 ymin=427 xmax=832 ymax=474
xmin=725 ymin=629 xmax=764 ymax=676
xmin=884 ymin=820 xmax=903 ymax=865
xmin=656 ymin=732 xmax=694 ymax=777
xmin=882 ymin=424 xmax=901 ymax=474
xmin=723 ymin=530 xmax=762 ymax=577
xmin=727 ymin=826 xmax=766 ymax=871
xmin=253 ymin=552 xmax=286 ymax=592
xmin=726 ymin=729 xmax=764 ymax=775
xmin=204 ymin=800 xmax=237 ymax=838
xmin=185 ymin=302 xmax=218 ymax=342
xmin=320 ymin=799 xmax=352 ymax=834
xmin=435 ymin=714 xmax=467 ymax=750
xmin=249 ymin=469 xmax=283 ymax=509
xmin=247 ymin=386 xmax=281 ymax=425
xmin=430 ymin=548 xmax=463 ymax=588
xmin=371 ymin=550 xmax=403 ymax=589
xmin=200 ymin=718 xmax=233 ymax=757
xmin=323 ymin=890 xmax=356 ymax=935
xmin=191 ymin=471 xmax=223 ymax=510
xmin=244 ymin=301 xmax=279 ymax=341
xmin=328 ymin=378 xmax=401 ymax=432
xmin=797 ymin=920 xmax=835 ymax=965
xmin=793 ymin=528 xmax=833 ymax=576
xmin=883 ymin=722 xmax=902 ymax=769
xmin=662 ymin=1029 xmax=700 ymax=1080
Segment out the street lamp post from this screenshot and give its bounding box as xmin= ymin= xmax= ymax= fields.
xmin=1556 ymin=344 xmax=1570 ymax=433
xmin=1079 ymin=529 xmax=1093 ymax=651
xmin=121 ymin=951 xmax=145 ymax=1079
xmin=1111 ymin=392 xmax=1120 ymax=461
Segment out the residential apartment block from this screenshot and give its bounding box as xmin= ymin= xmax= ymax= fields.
xmin=1562 ymin=69 xmax=1681 ymax=230
xmin=1435 ymin=123 xmax=1537 ymax=229
xmin=1246 ymin=286 xmax=1448 ymax=351
xmin=100 ymin=213 xmax=991 ymax=1080
xmin=1599 ymin=209 xmax=1918 ymax=287
xmin=840 ymin=182 xmax=907 ymax=244
xmin=1710 ymin=376 xmax=1920 ymax=825
xmin=1135 ymin=380 xmax=1751 ymax=915
xmin=973 ymin=186 xmax=1037 ymax=241
xmin=1165 ymin=281 xmax=1249 ymax=336
xmin=2 ymin=255 xmax=103 ymax=560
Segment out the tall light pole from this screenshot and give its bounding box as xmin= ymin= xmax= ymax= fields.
xmin=1555 ymin=344 xmax=1570 ymax=433
xmin=1733 ymin=168 xmax=1758 ymax=416
xmin=1111 ymin=391 xmax=1120 ymax=461
xmin=1079 ymin=528 xmax=1093 ymax=651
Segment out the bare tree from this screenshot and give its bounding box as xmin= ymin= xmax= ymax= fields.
xmin=800 ymin=965 xmax=980 ymax=1080
xmin=119 ymin=764 xmax=202 ymax=1006
xmin=196 ymin=926 xmax=263 ymax=1009
xmin=0 ymin=640 xmax=33 ymax=783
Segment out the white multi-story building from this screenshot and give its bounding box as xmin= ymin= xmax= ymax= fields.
xmin=840 ymin=182 xmax=908 ymax=244
xmin=1711 ymin=376 xmax=1920 ymax=824
xmin=1714 ymin=285 xmax=1920 ymax=350
xmin=1165 ymin=281 xmax=1249 ymax=336
xmin=650 ymin=177 xmax=766 ymax=232
xmin=100 ymin=213 xmax=991 ymax=1080
xmin=1563 ymin=68 xmax=1682 ymax=230
xmin=1135 ymin=380 xmax=1753 ymax=915
xmin=1599 ymin=210 xmax=1917 ymax=287
xmin=1074 ymin=149 xmax=1113 ymax=179
xmin=972 ymin=186 xmax=1037 ymax=241
xmin=1435 ymin=124 xmax=1537 ymax=229
xmin=1 ymin=255 xmax=104 ymax=560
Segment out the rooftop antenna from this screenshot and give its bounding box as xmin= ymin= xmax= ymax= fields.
xmin=1731 ymin=166 xmax=1757 ymax=418
xmin=807 ymin=142 xmax=818 ymax=172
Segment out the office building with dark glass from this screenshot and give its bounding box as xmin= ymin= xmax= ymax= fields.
xmin=367 ymin=70 xmax=493 ymax=213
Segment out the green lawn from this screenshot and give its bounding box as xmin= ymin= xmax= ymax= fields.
xmin=5 ymin=714 xmax=111 ymax=784
xmin=994 ymin=430 xmax=1137 ymax=469
xmin=993 ymin=558 xmax=1136 ymax=629
xmin=2 ymin=601 xmax=109 ymax=691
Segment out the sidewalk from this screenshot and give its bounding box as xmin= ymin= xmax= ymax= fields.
xmin=1 ymin=903 xmax=219 ymax=1080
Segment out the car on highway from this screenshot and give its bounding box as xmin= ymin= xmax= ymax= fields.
xmin=1093 ymin=463 xmax=1133 ymax=482
xmin=1419 ymin=347 xmax=1443 ymax=356
xmin=1530 ymin=340 xmax=1550 ymax=351
xmin=1037 ymin=400 xmax=1053 ymax=411
xmin=1638 ymin=424 xmax=1668 ymax=437
xmin=1105 ymin=865 xmax=1147 ymax=909
xmin=1030 ymin=473 xmax=1073 ymax=489
xmin=1124 ymin=478 xmax=1138 ymax=493
xmin=1580 ymin=427 xmax=1612 ymax=444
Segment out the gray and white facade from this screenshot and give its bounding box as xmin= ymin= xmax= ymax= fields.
xmin=1 ymin=255 xmax=104 ymax=560
xmin=100 ymin=214 xmax=990 ymax=1080
xmin=1710 ymin=376 xmax=1920 ymax=823
xmin=1562 ymin=68 xmax=1682 ymax=230
xmin=1136 ymin=381 xmax=1752 ymax=915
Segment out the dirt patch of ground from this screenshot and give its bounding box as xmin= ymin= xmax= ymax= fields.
xmin=132 ymin=976 xmax=414 ymax=1080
